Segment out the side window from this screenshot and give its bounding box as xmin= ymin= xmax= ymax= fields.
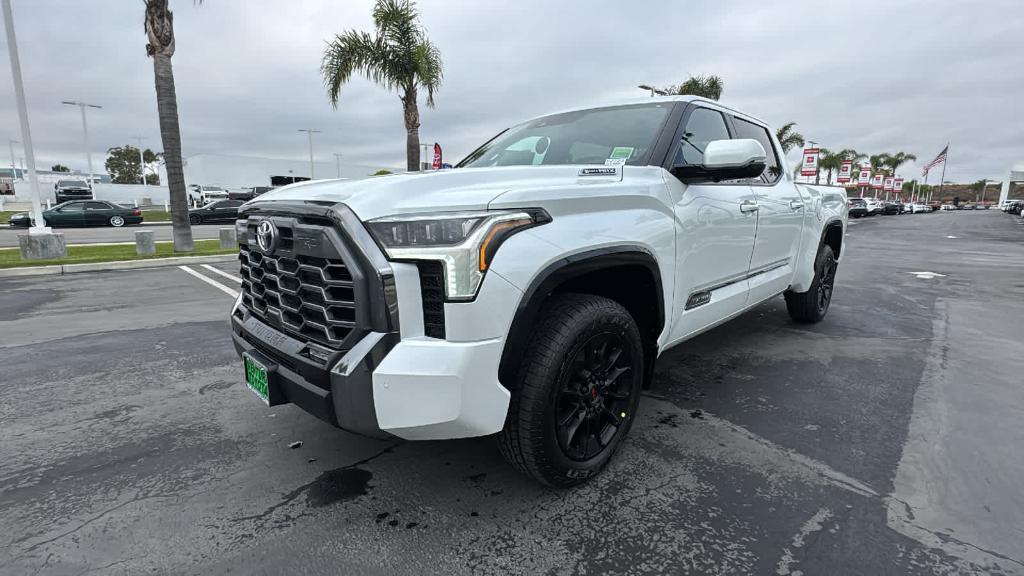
xmin=85 ymin=201 xmax=110 ymax=210
xmin=732 ymin=117 xmax=782 ymax=184
xmin=224 ymin=200 xmax=244 ymax=208
xmin=61 ymin=202 xmax=86 ymax=211
xmin=675 ymin=108 xmax=730 ymax=165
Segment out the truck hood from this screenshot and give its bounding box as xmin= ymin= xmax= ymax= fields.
xmin=250 ymin=165 xmax=623 ymax=221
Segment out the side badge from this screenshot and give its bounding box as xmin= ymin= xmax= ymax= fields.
xmin=579 ymin=167 xmax=618 ymax=177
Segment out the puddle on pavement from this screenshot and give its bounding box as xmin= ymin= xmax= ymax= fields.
xmin=305 ymin=467 xmax=373 ymax=507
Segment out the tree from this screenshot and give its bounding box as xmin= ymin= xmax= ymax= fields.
xmin=145 ymin=0 xmax=195 ymax=251
xmin=884 ymin=151 xmax=917 ymax=177
xmin=775 ymin=122 xmax=805 ymax=154
xmin=322 ymin=0 xmax=443 ymax=172
xmin=869 ymin=153 xmax=891 ymax=175
xmin=105 ymin=145 xmax=162 ymax=184
xmin=51 ymin=164 xmax=70 ymax=172
xmin=663 ymin=74 xmax=724 ymax=100
xmin=372 ymin=169 xmax=393 ymax=176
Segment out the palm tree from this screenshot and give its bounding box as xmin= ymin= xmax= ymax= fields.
xmin=322 ymin=0 xmax=443 ymax=172
xmin=775 ymin=122 xmax=805 ymax=154
xmin=884 ymin=151 xmax=917 ymax=177
xmin=818 ymin=148 xmax=839 ymax=185
xmin=869 ymin=153 xmax=891 ymax=175
xmin=144 ymin=0 xmax=194 ymax=252
xmin=664 ymin=74 xmax=724 ymax=100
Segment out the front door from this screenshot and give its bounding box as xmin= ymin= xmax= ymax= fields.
xmin=730 ymin=116 xmax=806 ymax=303
xmin=49 ymin=202 xmax=86 ymax=227
xmin=666 ymin=107 xmax=758 ymax=344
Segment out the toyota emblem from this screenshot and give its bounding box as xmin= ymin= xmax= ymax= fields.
xmin=256 ymin=220 xmax=278 ymax=253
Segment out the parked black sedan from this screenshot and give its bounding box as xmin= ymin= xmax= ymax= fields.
xmin=188 ymin=199 xmax=244 ymax=224
xmin=7 ymin=200 xmax=143 ymax=227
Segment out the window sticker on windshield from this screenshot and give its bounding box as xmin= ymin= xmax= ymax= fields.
xmin=609 ymin=146 xmax=634 ymax=160
xmin=605 ymin=158 xmax=627 ymax=166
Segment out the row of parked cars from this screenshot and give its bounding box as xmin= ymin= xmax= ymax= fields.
xmin=1001 ymin=200 xmax=1024 ymax=215
xmin=7 ymin=198 xmax=247 ymax=228
xmin=847 ymin=197 xmax=1000 ymax=218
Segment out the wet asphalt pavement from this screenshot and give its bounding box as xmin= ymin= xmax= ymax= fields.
xmin=1 ymin=210 xmax=1022 ymax=575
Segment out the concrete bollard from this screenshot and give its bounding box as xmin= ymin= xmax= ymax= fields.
xmin=219 ymin=227 xmax=237 ymax=249
xmin=135 ymin=230 xmax=156 ymax=255
xmin=164 ymin=201 xmax=169 ymax=212
xmin=18 ymin=231 xmax=67 ymax=261
xmin=45 ymin=199 xmax=51 ymax=209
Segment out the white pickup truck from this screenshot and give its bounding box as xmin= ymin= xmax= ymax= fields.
xmin=230 ymin=96 xmax=848 ymax=486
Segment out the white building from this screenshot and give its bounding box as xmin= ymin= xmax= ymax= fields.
xmin=159 ymin=154 xmax=394 ymax=190
xmin=997 ymin=161 xmax=1024 ymax=206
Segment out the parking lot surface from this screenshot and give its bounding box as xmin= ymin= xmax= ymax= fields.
xmin=0 ymin=223 xmax=226 ymax=247
xmin=1 ymin=211 xmax=1022 ymax=575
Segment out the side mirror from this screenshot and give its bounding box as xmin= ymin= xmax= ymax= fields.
xmin=671 ymin=138 xmax=767 ymax=183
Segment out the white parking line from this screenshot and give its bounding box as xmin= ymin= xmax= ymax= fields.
xmin=200 ymin=264 xmax=242 ymax=284
xmin=178 ymin=265 xmax=239 ymax=298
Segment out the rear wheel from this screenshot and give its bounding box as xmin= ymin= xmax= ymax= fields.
xmin=189 ymin=214 xmax=202 ymax=225
xmin=109 ymin=215 xmax=125 ymax=227
xmin=784 ymin=243 xmax=837 ymax=323
xmin=498 ymin=293 xmax=643 ymax=487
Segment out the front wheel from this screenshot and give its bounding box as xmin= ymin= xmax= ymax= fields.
xmin=784 ymin=243 xmax=837 ymax=323
xmin=498 ymin=293 xmax=644 ymax=487
xmin=109 ymin=215 xmax=125 ymax=227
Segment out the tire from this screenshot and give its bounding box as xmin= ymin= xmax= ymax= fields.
xmin=784 ymin=243 xmax=837 ymax=323
xmin=109 ymin=215 xmax=125 ymax=227
xmin=189 ymin=214 xmax=202 ymax=225
xmin=498 ymin=293 xmax=644 ymax=487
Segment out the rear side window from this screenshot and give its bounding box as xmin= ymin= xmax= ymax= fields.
xmin=85 ymin=201 xmax=111 ymax=210
xmin=675 ymin=108 xmax=730 ymax=165
xmin=732 ymin=117 xmax=782 ymax=184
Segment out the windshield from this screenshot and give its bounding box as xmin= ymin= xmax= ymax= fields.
xmin=58 ymin=180 xmax=88 ymax=187
xmin=457 ymin=103 xmax=672 ymax=168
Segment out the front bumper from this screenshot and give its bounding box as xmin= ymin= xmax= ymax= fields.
xmin=230 ymin=201 xmax=516 ymax=441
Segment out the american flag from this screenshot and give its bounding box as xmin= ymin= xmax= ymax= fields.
xmin=922 ymin=145 xmax=948 ymax=175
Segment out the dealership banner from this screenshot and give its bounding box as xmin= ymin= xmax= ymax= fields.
xmin=893 ymin=177 xmax=904 ymax=193
xmin=800 ymin=148 xmax=819 ymax=177
xmin=837 ymin=160 xmax=853 ymax=183
xmin=883 ymin=176 xmax=895 ymax=192
xmin=858 ymin=166 xmax=871 ymax=186
xmin=871 ymin=173 xmax=884 ymax=189
xmin=432 ymin=143 xmax=443 ymax=170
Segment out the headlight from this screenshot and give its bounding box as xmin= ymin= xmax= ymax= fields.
xmin=365 ymin=209 xmax=550 ymax=300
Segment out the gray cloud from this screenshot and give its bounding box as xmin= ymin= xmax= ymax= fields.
xmin=1 ymin=0 xmax=1021 ymax=182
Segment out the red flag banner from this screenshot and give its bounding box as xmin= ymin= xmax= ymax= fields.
xmin=858 ymin=166 xmax=871 ymax=186
xmin=837 ymin=160 xmax=853 ymax=183
xmin=800 ymin=148 xmax=819 ymax=177
xmin=871 ymin=174 xmax=884 ymax=190
xmin=883 ymin=177 xmax=895 ymax=192
xmin=432 ymin=142 xmax=442 ymax=170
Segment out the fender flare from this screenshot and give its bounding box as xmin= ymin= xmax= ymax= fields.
xmin=498 ymin=246 xmax=664 ymax=387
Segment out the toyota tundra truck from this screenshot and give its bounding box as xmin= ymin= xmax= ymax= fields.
xmin=230 ymin=96 xmax=847 ymax=486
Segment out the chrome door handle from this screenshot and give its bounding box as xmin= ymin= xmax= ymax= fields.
xmin=739 ymin=200 xmax=760 ymax=213
xmin=789 ymin=200 xmax=804 ymax=210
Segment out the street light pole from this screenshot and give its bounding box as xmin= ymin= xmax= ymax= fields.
xmin=333 ymin=153 xmax=343 ymax=178
xmin=298 ymin=129 xmax=320 ymax=179
xmin=8 ymin=139 xmax=18 ymax=173
xmin=3 ymin=0 xmax=47 ymax=232
xmin=62 ymin=100 xmax=102 ymax=189
xmin=637 ymin=84 xmax=668 ymax=97
xmin=132 ymin=135 xmax=148 ymax=187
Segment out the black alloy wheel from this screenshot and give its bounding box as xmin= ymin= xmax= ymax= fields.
xmin=817 ymin=249 xmax=837 ymax=314
xmin=555 ymin=333 xmax=633 ymax=461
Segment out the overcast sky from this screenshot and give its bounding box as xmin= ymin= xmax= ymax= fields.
xmin=1 ymin=0 xmax=1021 ymax=183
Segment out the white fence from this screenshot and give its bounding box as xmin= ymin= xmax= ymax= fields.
xmin=9 ymin=182 xmax=171 ymax=205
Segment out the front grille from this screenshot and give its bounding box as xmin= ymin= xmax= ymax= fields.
xmin=239 ymin=242 xmax=357 ymax=349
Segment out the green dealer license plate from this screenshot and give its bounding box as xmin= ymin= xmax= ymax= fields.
xmin=243 ymin=353 xmax=270 ymax=405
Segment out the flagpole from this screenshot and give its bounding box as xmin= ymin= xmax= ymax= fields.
xmin=934 ymin=142 xmax=949 ymax=206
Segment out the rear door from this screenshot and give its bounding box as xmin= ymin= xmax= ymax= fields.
xmin=216 ymin=200 xmax=244 ymax=221
xmin=84 ymin=201 xmax=114 ymax=226
xmin=730 ymin=116 xmax=805 ymax=303
xmin=665 ymin=106 xmax=758 ymax=343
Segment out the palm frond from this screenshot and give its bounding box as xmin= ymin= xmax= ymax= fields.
xmin=414 ymin=38 xmax=443 ymax=108
xmin=321 ymin=31 xmax=398 ymax=107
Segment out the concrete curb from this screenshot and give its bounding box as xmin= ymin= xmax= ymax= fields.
xmin=0 ymin=253 xmax=238 ymax=278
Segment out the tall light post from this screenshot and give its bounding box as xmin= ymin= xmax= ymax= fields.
xmin=131 ymin=135 xmax=148 ymax=187
xmin=3 ymin=0 xmax=47 ymax=232
xmin=638 ymin=84 xmax=668 ymax=97
xmin=333 ymin=152 xmax=343 ymax=178
xmin=7 ymin=139 xmax=18 ymax=174
xmin=62 ymin=100 xmax=102 ymax=188
xmin=298 ymin=129 xmax=320 ymax=179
